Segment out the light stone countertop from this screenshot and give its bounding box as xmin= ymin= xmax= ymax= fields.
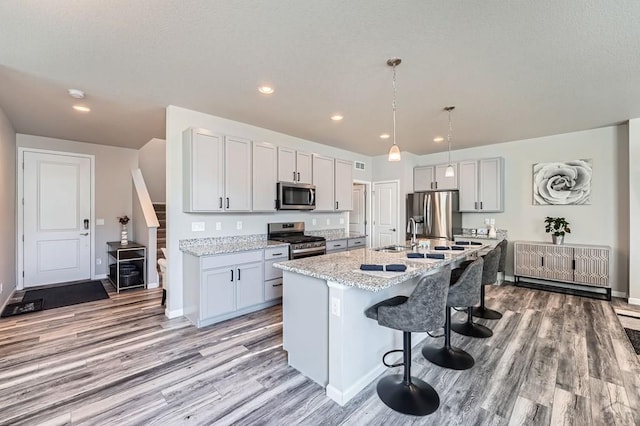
xmin=456 ymin=229 xmax=508 ymax=241
xmin=274 ymin=242 xmax=486 ymax=292
xmin=180 ymin=234 xmax=288 ymax=257
xmin=306 ymin=229 xmax=367 ymax=241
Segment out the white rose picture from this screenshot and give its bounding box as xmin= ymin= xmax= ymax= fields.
xmin=533 ymin=159 xmax=592 ymax=205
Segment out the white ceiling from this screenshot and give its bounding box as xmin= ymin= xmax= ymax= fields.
xmin=1 ymin=1 xmax=639 ymax=155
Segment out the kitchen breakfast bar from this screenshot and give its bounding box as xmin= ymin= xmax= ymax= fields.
xmin=273 ymin=242 xmax=487 ymax=406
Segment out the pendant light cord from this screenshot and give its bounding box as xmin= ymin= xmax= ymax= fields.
xmin=447 ymin=108 xmax=452 ymax=165
xmin=392 ymin=64 xmax=397 ymax=147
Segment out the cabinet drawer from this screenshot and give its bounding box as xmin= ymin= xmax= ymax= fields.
xmin=265 ymin=246 xmax=288 ymax=260
xmin=348 ymin=238 xmax=366 ymax=249
xmin=326 ymin=239 xmax=347 ymax=251
xmin=265 ymin=278 xmax=283 ymax=300
xmin=201 ymin=250 xmax=262 ymax=270
xmin=264 ymin=259 xmax=284 ymax=280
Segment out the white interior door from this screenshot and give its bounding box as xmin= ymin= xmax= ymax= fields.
xmin=23 ymin=151 xmax=92 ymax=287
xmin=349 ymin=183 xmax=366 ymax=235
xmin=373 ymin=181 xmax=399 ymax=248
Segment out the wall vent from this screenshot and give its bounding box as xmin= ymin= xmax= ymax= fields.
xmin=354 ymin=161 xmax=365 ymax=171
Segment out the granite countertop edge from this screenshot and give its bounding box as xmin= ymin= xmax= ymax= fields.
xmin=180 ymin=240 xmax=289 ymax=257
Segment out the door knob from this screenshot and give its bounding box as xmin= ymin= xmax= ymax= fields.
xmin=391 ymin=229 xmax=396 ymax=232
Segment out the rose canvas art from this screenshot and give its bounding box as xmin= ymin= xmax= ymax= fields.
xmin=533 ymin=159 xmax=592 ymax=205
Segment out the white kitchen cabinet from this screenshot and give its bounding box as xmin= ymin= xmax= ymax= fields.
xmin=458 ymin=157 xmax=504 ymax=212
xmin=183 ymin=250 xmax=271 ymax=328
xmin=278 ymin=147 xmax=312 ymax=184
xmin=347 ymin=237 xmax=366 ymax=250
xmin=326 ymin=239 xmax=348 ymax=253
xmin=182 ymin=128 xmax=224 ymax=212
xmin=414 ymin=163 xmax=458 ymax=191
xmin=334 ymin=159 xmax=353 ymax=211
xmin=264 ymin=246 xmax=287 ymax=301
xmin=252 ymin=141 xmax=278 ymax=211
xmin=514 ymin=241 xmax=611 ymax=299
xmin=313 ymin=154 xmax=335 ymax=211
xmin=224 ymin=136 xmax=252 ymax=211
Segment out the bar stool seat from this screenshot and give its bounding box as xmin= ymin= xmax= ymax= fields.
xmin=364 ymin=267 xmax=451 ymax=416
xmin=422 ymin=257 xmax=483 ymax=370
xmin=471 ymin=239 xmax=506 ymax=320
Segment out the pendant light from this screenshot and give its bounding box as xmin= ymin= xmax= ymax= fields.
xmin=444 ymin=106 xmax=455 ymax=177
xmin=387 ymin=58 xmax=402 ymax=162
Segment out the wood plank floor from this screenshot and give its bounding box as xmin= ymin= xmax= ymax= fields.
xmin=1 ymin=282 xmax=638 ymax=425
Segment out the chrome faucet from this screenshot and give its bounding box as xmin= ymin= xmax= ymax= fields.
xmin=409 ymin=217 xmax=417 ymax=247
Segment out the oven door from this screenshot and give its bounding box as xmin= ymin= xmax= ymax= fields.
xmin=277 ymin=182 xmax=316 ymax=210
xmin=290 ymin=246 xmax=326 ymax=259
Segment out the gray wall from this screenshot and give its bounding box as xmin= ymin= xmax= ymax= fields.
xmin=0 ymin=107 xmax=16 ymax=308
xmin=17 ymin=134 xmax=139 ymax=276
xmin=139 ymin=138 xmax=166 ymax=203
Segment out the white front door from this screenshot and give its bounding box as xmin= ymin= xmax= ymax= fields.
xmin=23 ymin=151 xmax=92 ymax=287
xmin=373 ymin=181 xmax=399 ymax=248
xmin=349 ymin=183 xmax=366 ymax=235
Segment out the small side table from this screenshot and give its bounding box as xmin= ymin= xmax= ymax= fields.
xmin=107 ymin=241 xmax=146 ymax=293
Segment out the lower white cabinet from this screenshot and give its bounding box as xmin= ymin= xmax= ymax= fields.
xmin=264 ymin=246 xmax=287 ymax=301
xmin=347 ymin=237 xmax=366 ymax=250
xmin=183 ymin=250 xmax=277 ymax=328
xmin=514 ymin=241 xmax=610 ymax=299
xmin=326 ymin=239 xmax=348 ymax=253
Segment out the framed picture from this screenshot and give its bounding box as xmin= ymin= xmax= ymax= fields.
xmin=533 ymin=159 xmax=592 ymax=205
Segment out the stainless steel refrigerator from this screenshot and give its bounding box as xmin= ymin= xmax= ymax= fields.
xmin=406 ymin=191 xmax=462 ymax=241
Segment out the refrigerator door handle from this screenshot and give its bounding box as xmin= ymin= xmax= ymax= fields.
xmin=424 ymin=192 xmax=432 ymax=237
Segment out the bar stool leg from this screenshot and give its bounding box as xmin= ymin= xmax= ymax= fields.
xmin=422 ymin=307 xmax=475 ymax=370
xmin=470 ymin=285 xmax=503 ymax=320
xmin=376 ymin=332 xmax=440 ymax=416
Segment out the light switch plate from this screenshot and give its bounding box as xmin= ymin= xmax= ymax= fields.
xmin=326 ymin=219 xmax=331 ymax=225
xmin=236 ymin=221 xmax=242 ymax=230
xmin=312 ymin=218 xmax=317 ymax=226
xmin=339 ymin=218 xmax=344 ymax=224
xmin=96 ymin=218 xmax=105 ymax=226
xmin=331 ymin=297 xmax=341 ymax=316
xmin=96 ymin=258 xmax=102 ymax=265
xmin=192 ymin=222 xmax=205 ymax=232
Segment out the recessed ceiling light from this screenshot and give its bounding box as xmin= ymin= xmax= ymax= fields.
xmin=258 ymin=86 xmax=274 ymax=94
xmin=73 ymin=105 xmax=91 ymax=112
xmin=379 ymin=133 xmax=390 ymax=139
xmin=433 ymin=136 xmax=444 ymax=143
xmin=68 ymin=88 xmax=85 ymax=99
xmin=331 ymin=114 xmax=344 ymax=121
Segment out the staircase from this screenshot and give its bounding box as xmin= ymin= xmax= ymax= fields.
xmin=154 ymin=203 xmax=166 ymax=260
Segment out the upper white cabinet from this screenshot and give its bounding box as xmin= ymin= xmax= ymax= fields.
xmin=183 ymin=128 xmax=224 ymax=212
xmin=183 ymin=128 xmax=251 ymax=212
xmin=278 ymin=147 xmax=312 ymax=184
xmin=414 ymin=163 xmax=458 ymax=191
xmin=334 ymin=159 xmax=353 ymax=211
xmin=459 ymin=157 xmax=504 ymax=212
xmin=224 ymin=136 xmax=252 ymax=211
xmin=252 ymin=141 xmax=277 ymax=211
xmin=312 ymin=154 xmax=335 ymax=211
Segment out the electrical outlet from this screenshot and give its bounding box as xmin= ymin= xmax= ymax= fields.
xmin=331 ymin=297 xmax=341 ymax=316
xmin=96 ymin=258 xmax=102 ymax=265
xmin=312 ymin=218 xmax=317 ymax=226
xmin=339 ymin=218 xmax=344 ymax=225
xmin=326 ymin=219 xmax=331 ymax=225
xmin=236 ymin=221 xmax=242 ymax=230
xmin=216 ymin=222 xmax=222 ymax=231
xmin=192 ymin=222 xmax=205 ymax=232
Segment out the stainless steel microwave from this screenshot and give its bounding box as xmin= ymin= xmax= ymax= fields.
xmin=276 ymin=182 xmax=316 ymax=210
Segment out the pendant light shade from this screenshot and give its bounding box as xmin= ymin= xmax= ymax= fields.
xmin=387 ymin=58 xmax=402 ymax=162
xmin=444 ymin=106 xmax=456 ymax=176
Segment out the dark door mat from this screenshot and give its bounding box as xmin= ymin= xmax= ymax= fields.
xmin=1 ymin=299 xmax=44 ymax=317
xmin=22 ymin=280 xmax=109 ymax=311
xmin=624 ymin=328 xmax=640 ymax=355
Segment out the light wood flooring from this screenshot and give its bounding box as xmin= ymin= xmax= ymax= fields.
xmin=1 ymin=282 xmax=639 ymax=425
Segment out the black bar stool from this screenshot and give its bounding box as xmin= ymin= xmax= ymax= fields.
xmin=471 ymin=242 xmax=505 ymax=320
xmin=451 ymin=246 xmax=501 ymax=338
xmin=364 ymin=266 xmax=451 ymax=416
xmin=422 ymin=257 xmax=483 ymax=370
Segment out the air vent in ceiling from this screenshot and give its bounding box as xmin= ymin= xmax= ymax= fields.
xmin=354 ymin=161 xmax=365 ymax=171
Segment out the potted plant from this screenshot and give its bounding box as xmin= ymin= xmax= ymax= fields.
xmin=544 ymin=216 xmax=571 ymax=245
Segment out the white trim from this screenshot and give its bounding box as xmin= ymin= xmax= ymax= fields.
xmin=628 ymin=297 xmax=640 ymax=306
xmin=372 ymin=179 xmax=401 ymax=247
xmin=17 ymin=148 xmax=96 ymax=290
xmin=327 ymin=364 xmax=386 ymax=406
xmin=612 ymin=290 xmax=627 ymax=298
xmin=95 ymin=274 xmax=108 ymax=279
xmin=147 ymin=281 xmax=159 ymax=289
xmin=165 ymin=308 xmax=183 ymax=319
xmin=352 ymin=179 xmax=372 ymax=247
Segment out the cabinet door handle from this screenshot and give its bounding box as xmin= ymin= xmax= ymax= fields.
xmin=435 ymin=182 xmax=438 ymax=189
xmin=474 ymin=201 xmax=478 ymax=210
xmin=226 ymin=197 xmax=230 ymax=209
xmin=480 ymin=201 xmax=483 ymax=210
xmin=335 ymin=201 xmax=338 ymax=210
xmin=541 ymin=257 xmax=544 ymax=267
xmin=272 ymin=283 xmax=282 ymax=287
xmin=272 ymin=252 xmax=283 ymax=256
xmin=230 ymin=269 xmax=234 ymax=282
xmin=237 ymin=268 xmax=241 ymax=280
xmin=297 ymin=172 xmax=301 ymax=182
xmin=572 ymin=259 xmax=576 ymax=270
xmin=293 ymin=171 xmax=296 ymax=181
xmin=219 ymin=197 xmax=223 ymax=209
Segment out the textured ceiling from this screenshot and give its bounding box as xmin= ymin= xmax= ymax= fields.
xmin=1 ymin=1 xmax=639 ymax=155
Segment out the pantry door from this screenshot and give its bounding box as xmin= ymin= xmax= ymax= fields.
xmin=23 ymin=151 xmax=92 ymax=287
xmin=372 ymin=181 xmax=399 ymax=248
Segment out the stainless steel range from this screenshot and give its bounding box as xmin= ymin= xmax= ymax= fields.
xmin=268 ymin=222 xmax=326 ymax=259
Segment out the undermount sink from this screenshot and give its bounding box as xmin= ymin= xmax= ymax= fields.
xmin=374 ymin=245 xmax=412 ymax=253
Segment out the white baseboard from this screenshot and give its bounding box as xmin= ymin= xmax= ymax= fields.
xmin=147 ymin=282 xmax=159 ymax=289
xmin=94 ymin=274 xmax=107 ymax=280
xmin=628 ymin=297 xmax=640 ymax=306
xmin=326 ymin=363 xmax=387 ymax=406
xmin=165 ymin=308 xmax=183 ymax=319
xmin=612 ymin=290 xmax=628 ymax=298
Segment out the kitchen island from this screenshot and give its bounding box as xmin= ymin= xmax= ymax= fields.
xmin=273 ymin=241 xmax=486 ymax=405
